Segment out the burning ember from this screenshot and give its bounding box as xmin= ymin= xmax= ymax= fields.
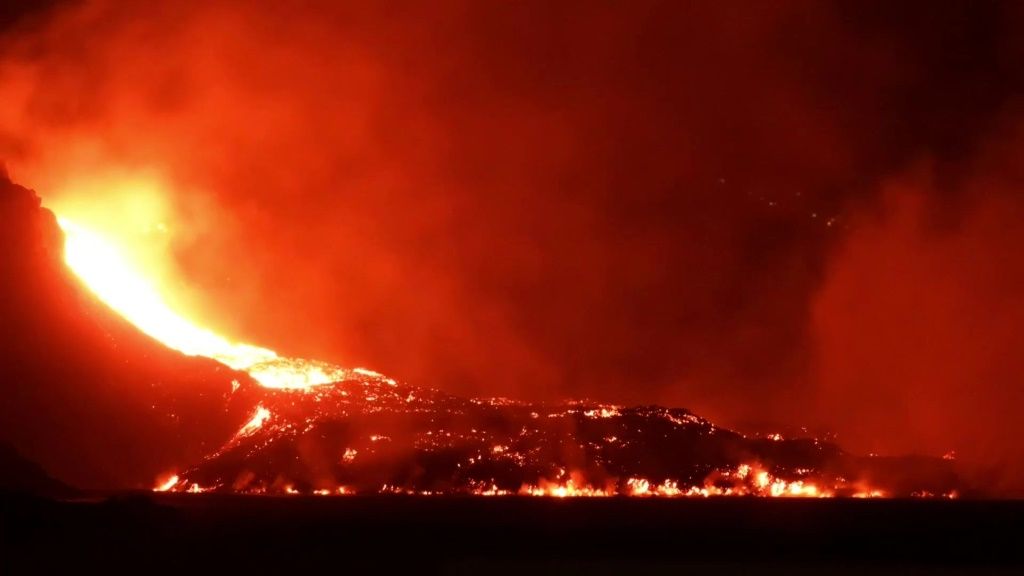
xmin=53 ymin=216 xmax=963 ymax=498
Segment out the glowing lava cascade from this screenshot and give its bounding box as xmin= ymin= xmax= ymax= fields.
xmin=53 ymin=215 xmax=963 ymax=498
xmin=58 ymin=217 xmax=355 ymax=389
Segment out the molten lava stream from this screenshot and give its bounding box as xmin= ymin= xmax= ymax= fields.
xmin=57 ymin=216 xmax=355 ymax=390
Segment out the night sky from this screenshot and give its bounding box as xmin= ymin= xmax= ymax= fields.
xmin=2 ymin=1 xmax=1023 ymax=487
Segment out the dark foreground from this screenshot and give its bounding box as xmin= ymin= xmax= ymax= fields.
xmin=2 ymin=493 xmax=1022 ymax=574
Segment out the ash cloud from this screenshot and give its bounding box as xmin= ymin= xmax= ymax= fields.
xmin=1 ymin=1 xmax=1023 ymax=485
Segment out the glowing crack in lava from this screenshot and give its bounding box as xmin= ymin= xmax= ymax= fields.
xmin=58 ymin=217 xmax=358 ymax=389
xmin=53 ymin=213 xmax=961 ymax=498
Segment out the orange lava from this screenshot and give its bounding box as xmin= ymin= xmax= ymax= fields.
xmin=57 ymin=216 xmax=362 ymax=390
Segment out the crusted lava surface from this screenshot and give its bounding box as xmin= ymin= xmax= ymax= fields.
xmin=174 ymin=370 xmax=963 ymax=497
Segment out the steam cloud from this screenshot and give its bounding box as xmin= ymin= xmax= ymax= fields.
xmin=1 ymin=1 xmax=1022 ymax=487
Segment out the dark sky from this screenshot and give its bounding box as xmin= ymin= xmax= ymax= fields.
xmin=2 ymin=0 xmax=1023 ymax=485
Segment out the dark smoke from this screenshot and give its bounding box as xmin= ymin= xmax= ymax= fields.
xmin=1 ymin=1 xmax=1023 ymax=486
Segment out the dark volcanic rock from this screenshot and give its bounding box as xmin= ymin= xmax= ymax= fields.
xmin=0 ymin=170 xmax=260 ymax=490
xmin=0 ymin=442 xmax=77 ymax=497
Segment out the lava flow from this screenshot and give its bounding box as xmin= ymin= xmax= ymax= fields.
xmin=54 ymin=215 xmax=963 ymax=498
xmin=58 ymin=216 xmax=348 ymax=390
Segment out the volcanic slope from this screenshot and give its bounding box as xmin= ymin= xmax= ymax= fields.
xmin=0 ymin=171 xmax=260 ymax=490
xmin=173 ymin=371 xmax=962 ymax=497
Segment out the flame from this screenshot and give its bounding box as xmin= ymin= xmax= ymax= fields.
xmin=512 ymin=464 xmax=869 ymax=499
xmin=154 ymin=474 xmax=180 ymax=492
xmin=157 ymin=459 xmax=903 ymax=497
xmin=520 ymin=477 xmax=612 ymax=497
xmin=56 ymin=216 xmax=344 ymax=389
xmin=235 ymin=406 xmax=272 ymax=437
xmin=583 ymin=407 xmax=621 ymax=418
